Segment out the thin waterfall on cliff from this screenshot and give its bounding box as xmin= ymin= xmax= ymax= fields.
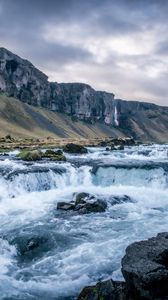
xmin=114 ymin=106 xmax=119 ymax=126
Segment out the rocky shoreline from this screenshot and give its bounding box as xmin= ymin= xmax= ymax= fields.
xmin=77 ymin=233 xmax=168 ymax=300
xmin=0 ymin=136 xmax=140 ymax=153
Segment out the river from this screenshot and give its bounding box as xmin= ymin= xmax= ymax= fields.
xmin=0 ymin=144 xmax=168 ymax=299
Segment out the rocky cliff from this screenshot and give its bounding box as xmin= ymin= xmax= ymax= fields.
xmin=0 ymin=47 xmax=116 ymax=125
xmin=0 ymin=47 xmax=168 ymax=142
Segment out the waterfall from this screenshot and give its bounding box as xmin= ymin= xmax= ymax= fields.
xmin=114 ymin=106 xmax=119 ymax=126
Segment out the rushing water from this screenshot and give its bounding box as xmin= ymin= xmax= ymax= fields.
xmin=0 ymin=144 xmax=168 ymax=299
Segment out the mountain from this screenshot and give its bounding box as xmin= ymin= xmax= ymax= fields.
xmin=0 ymin=93 xmax=125 ymax=139
xmin=0 ymin=47 xmax=168 ymax=142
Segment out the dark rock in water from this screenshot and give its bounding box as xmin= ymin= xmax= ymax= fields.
xmin=57 ymin=201 xmax=75 ymax=211
xmin=44 ymin=149 xmax=62 ymax=156
xmin=77 ymin=233 xmax=168 ymax=300
xmin=63 ymin=143 xmax=88 ymax=154
xmin=42 ymin=149 xmax=66 ymax=161
xmin=77 ymin=279 xmax=126 ymax=300
xmin=12 ymin=235 xmax=50 ymax=261
xmin=75 ymin=192 xmax=91 ymax=205
xmin=108 ymin=195 xmax=132 ymax=206
xmin=99 ymin=138 xmax=136 ymax=148
xmin=122 ymin=232 xmax=168 ymax=299
xmin=74 ymin=192 xmax=107 ymax=214
xmin=57 ymin=193 xmax=107 ymax=214
xmin=99 ymin=141 xmax=108 ymax=147
xmin=2 ymin=152 xmax=9 ymax=156
xmin=18 ymin=150 xmax=42 ymax=161
xmin=75 ymin=199 xmax=107 ymax=214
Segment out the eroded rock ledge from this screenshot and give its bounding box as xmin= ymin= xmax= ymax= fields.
xmin=78 ymin=233 xmax=168 ymax=300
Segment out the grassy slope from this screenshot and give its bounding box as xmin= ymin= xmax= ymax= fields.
xmin=0 ymin=94 xmax=167 ymax=142
xmin=0 ymin=94 xmax=125 ymax=139
xmin=129 ymin=107 xmax=168 ymax=143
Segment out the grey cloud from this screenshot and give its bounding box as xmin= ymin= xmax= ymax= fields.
xmin=27 ymin=42 xmax=93 ymax=69
xmin=0 ymin=0 xmax=168 ymax=105
xmin=155 ymin=40 xmax=168 ymax=56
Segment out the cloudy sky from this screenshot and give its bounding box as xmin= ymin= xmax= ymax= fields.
xmin=0 ymin=0 xmax=168 ymax=105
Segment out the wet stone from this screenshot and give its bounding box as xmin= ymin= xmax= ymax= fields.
xmin=57 ymin=192 xmax=107 ymax=214
xmin=77 ymin=279 xmax=126 ymax=300
xmin=11 ymin=235 xmax=52 ymax=262
xmin=63 ymin=143 xmax=88 ymax=154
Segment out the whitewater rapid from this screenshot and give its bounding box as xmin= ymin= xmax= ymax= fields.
xmin=0 ymin=144 xmax=167 ymax=299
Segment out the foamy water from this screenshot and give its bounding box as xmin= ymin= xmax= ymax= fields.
xmin=0 ymin=144 xmax=167 ymax=299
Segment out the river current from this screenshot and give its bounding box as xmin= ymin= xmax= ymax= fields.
xmin=0 ymin=144 xmax=168 ymax=299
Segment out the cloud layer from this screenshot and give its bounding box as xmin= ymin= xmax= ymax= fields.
xmin=0 ymin=0 xmax=168 ymax=105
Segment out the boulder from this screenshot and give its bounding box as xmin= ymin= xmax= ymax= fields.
xmin=18 ymin=150 xmax=42 ymax=161
xmin=77 ymin=233 xmax=168 ymax=300
xmin=57 ymin=201 xmax=75 ymax=211
xmin=44 ymin=149 xmax=62 ymax=156
xmin=77 ymin=279 xmax=126 ymax=300
xmin=99 ymin=141 xmax=108 ymax=147
xmin=101 ymin=138 xmax=135 ymax=149
xmin=123 ymin=138 xmax=135 ymax=146
xmin=57 ymin=193 xmax=107 ymax=214
xmin=75 ymin=192 xmax=91 ymax=205
xmin=122 ymin=232 xmax=168 ymax=299
xmin=111 ymin=138 xmax=135 ymax=146
xmin=12 ymin=235 xmax=50 ymax=261
xmin=63 ymin=143 xmax=88 ymax=154
xmin=75 ymin=192 xmax=107 ymax=214
xmin=75 ymin=199 xmax=107 ymax=214
xmin=42 ymin=149 xmax=66 ymax=161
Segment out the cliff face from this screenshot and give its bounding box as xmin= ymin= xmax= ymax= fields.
xmin=0 ymin=47 xmax=116 ymax=125
xmin=0 ymin=47 xmax=168 ymax=142
xmin=0 ymin=47 xmax=50 ymax=106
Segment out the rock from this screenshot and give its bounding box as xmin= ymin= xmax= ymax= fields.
xmin=12 ymin=235 xmax=50 ymax=261
xmin=75 ymin=199 xmax=107 ymax=214
xmin=74 ymin=192 xmax=107 ymax=214
xmin=42 ymin=149 xmax=66 ymax=161
xmin=5 ymin=134 xmax=12 ymax=140
xmin=108 ymin=195 xmax=132 ymax=206
xmin=57 ymin=201 xmax=75 ymax=211
xmin=57 ymin=193 xmax=107 ymax=214
xmin=99 ymin=141 xmax=108 ymax=147
xmin=98 ymin=137 xmax=136 ymax=150
xmin=77 ymin=233 xmax=168 ymax=300
xmin=51 ymin=154 xmax=66 ymax=161
xmin=123 ymin=137 xmax=135 ymax=146
xmin=122 ymin=232 xmax=168 ymax=299
xmin=44 ymin=149 xmax=61 ymax=156
xmin=77 ymin=279 xmax=126 ymax=300
xmin=63 ymin=143 xmax=88 ymax=154
xmin=18 ymin=150 xmax=42 ymax=161
xmin=75 ymin=192 xmax=90 ymax=205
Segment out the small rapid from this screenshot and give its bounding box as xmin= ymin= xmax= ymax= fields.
xmin=0 ymin=144 xmax=167 ymax=299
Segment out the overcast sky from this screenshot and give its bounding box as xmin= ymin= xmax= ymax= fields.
xmin=0 ymin=0 xmax=168 ymax=106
